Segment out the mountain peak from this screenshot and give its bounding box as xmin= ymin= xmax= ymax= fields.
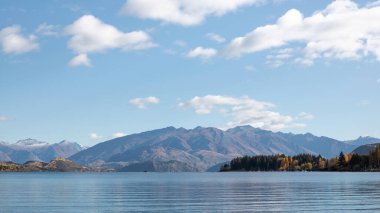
xmin=153 ymin=126 xmax=177 ymax=133
xmin=226 ymin=125 xmax=265 ymax=133
xmin=194 ymin=126 xmax=204 ymax=130
xmin=346 ymin=136 xmax=380 ymax=146
xmin=357 ymin=136 xmax=376 ymax=140
xmin=354 ymin=136 xmax=380 ymax=142
xmin=304 ymin=132 xmax=315 ymax=137
xmin=193 ymin=126 xmax=221 ymax=131
xmin=58 ymin=140 xmax=87 ymax=149
xmin=15 ymin=138 xmax=49 ymax=146
xmin=58 ymin=140 xmax=73 ymax=145
xmin=165 ymin=126 xmax=177 ymax=131
xmin=229 ymin=125 xmax=255 ymax=130
xmin=0 ymin=141 xmax=9 ymax=145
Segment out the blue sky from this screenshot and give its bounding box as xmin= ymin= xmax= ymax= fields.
xmin=1 ymin=0 xmax=379 ymax=146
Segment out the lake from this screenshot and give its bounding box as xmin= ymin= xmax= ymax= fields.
xmin=1 ymin=172 xmax=380 ymax=212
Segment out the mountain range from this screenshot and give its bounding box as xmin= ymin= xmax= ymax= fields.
xmin=69 ymin=126 xmax=380 ymax=171
xmin=3 ymin=126 xmax=379 ymax=172
xmin=0 ymin=139 xmax=86 ymax=164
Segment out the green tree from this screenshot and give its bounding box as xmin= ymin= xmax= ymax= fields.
xmin=338 ymin=151 xmax=345 ymax=168
xmin=349 ymin=154 xmax=362 ymax=171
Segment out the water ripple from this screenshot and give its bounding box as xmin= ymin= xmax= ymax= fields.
xmin=1 ymin=172 xmax=380 ymax=212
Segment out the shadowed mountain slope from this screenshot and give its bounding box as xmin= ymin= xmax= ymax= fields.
xmin=351 ymin=143 xmax=380 ymax=155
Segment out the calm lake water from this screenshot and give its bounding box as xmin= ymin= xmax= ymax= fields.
xmin=1 ymin=172 xmax=380 ymax=212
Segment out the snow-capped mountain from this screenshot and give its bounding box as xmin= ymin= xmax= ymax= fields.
xmin=0 ymin=139 xmax=87 ymax=164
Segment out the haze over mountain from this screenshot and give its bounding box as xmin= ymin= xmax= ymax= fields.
xmin=0 ymin=139 xmax=86 ymax=164
xmin=344 ymin=137 xmax=380 ymax=155
xmin=70 ymin=126 xmax=369 ymax=171
xmin=345 ymin=136 xmax=380 ymax=146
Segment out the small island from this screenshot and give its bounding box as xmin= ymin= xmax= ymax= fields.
xmin=220 ymin=144 xmax=380 ymax=172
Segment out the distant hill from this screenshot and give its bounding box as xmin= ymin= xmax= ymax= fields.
xmin=0 ymin=139 xmax=86 ymax=164
xmin=345 ymin=136 xmax=380 ymax=146
xmin=0 ymin=157 xmax=106 ymax=172
xmin=351 ymin=143 xmax=380 ymax=155
xmin=70 ymin=126 xmax=361 ymax=171
xmin=118 ymin=160 xmax=200 ymax=172
xmin=206 ymin=162 xmax=229 ymax=172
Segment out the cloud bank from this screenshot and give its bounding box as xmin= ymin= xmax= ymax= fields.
xmin=36 ymin=23 xmax=60 ymax=36
xmin=129 ymin=96 xmax=160 ymax=109
xmin=186 ymin=46 xmax=217 ymax=59
xmin=206 ymin=33 xmax=226 ymax=43
xmin=120 ymin=0 xmax=262 ymax=26
xmin=89 ymin=133 xmax=103 ymax=140
xmin=0 ymin=26 xmax=38 ymax=54
xmin=68 ymin=53 xmax=92 ymax=67
xmin=225 ymin=0 xmax=380 ymax=64
xmin=179 ymin=95 xmax=311 ymax=130
xmin=65 ymin=15 xmax=156 ymax=66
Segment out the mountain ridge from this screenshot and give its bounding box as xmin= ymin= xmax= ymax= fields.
xmin=0 ymin=139 xmax=86 ymax=164
xmin=70 ymin=126 xmax=370 ymax=171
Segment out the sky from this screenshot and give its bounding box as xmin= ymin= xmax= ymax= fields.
xmin=0 ymin=0 xmax=379 ymax=146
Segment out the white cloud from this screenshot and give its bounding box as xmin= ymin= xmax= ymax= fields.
xmin=266 ymin=48 xmax=294 ymax=67
xmin=89 ymin=133 xmax=102 ymax=140
xmin=224 ymin=0 xmax=380 ymax=64
xmin=0 ymin=116 xmax=8 ymax=122
xmin=112 ymin=132 xmax=127 ymax=138
xmin=36 ymin=23 xmax=60 ymax=36
xmin=206 ymin=33 xmax=226 ymax=43
xmin=179 ymin=95 xmax=306 ymax=130
xmin=294 ymin=57 xmax=314 ymax=66
xmin=65 ymin=15 xmax=156 ymax=65
xmin=296 ymin=112 xmax=315 ymax=120
xmin=129 ymin=96 xmax=160 ymax=109
xmin=0 ymin=25 xmax=38 ymax=54
xmin=68 ymin=53 xmax=92 ymax=67
xmin=367 ymin=1 xmax=380 ymax=8
xmin=186 ymin=46 xmax=217 ymax=59
xmin=377 ymin=78 xmax=380 ymax=83
xmin=120 ymin=0 xmax=262 ymax=26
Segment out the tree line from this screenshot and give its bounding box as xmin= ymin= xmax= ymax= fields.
xmin=220 ymin=144 xmax=380 ymax=172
